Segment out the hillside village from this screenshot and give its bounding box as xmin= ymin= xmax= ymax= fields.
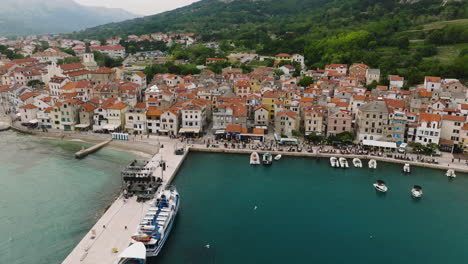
xmin=0 ymin=33 xmax=467 ymax=154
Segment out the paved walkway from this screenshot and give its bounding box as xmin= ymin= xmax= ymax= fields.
xmin=62 ymin=138 xmax=188 ymax=264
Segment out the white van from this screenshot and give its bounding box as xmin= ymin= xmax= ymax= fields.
xmin=398 ymin=143 xmax=408 ymax=153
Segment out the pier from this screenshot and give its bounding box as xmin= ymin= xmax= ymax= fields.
xmin=63 ymin=140 xmax=188 ymax=264
xmin=74 ymin=139 xmax=113 ymax=159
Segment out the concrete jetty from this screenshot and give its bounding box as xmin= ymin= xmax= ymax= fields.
xmin=63 ymin=140 xmax=188 ymax=264
xmin=75 ymin=139 xmax=113 ymax=159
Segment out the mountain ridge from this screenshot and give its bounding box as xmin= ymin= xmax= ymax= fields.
xmin=0 ymin=0 xmax=137 ymax=36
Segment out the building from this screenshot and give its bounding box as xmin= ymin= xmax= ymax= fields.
xmin=212 ymin=102 xmax=248 ymax=132
xmin=414 ymin=113 xmax=441 ymax=145
xmin=365 ymin=69 xmax=380 ymax=85
xmin=441 ymin=115 xmax=466 ymax=144
xmin=254 ymin=105 xmax=269 ymax=126
xmin=131 ymin=72 xmax=147 ymax=89
xmin=180 ymin=103 xmax=207 ymax=135
xmin=125 ymin=102 xmax=147 ymax=134
xmin=356 ymin=99 xmax=390 ymax=141
xmin=275 ymin=111 xmax=300 ymax=137
xmin=19 ymin=104 xmax=38 ymax=123
xmin=304 ymin=109 xmax=324 ymax=135
xmin=424 ymin=76 xmax=442 ymax=92
xmin=90 ymin=45 xmax=126 ymax=58
xmin=146 ymin=106 xmax=163 ymax=134
xmin=349 ymin=63 xmax=368 ymax=82
xmin=389 ymin=75 xmax=404 ymax=89
xmin=326 ymin=109 xmax=352 ymax=136
xmin=160 ymin=109 xmax=179 ymax=136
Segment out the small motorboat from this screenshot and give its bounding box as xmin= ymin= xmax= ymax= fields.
xmin=116 ymin=242 xmax=146 ymax=264
xmin=352 ymin=158 xmax=362 ymax=168
xmin=411 ymin=185 xmax=423 ymax=198
xmin=446 ymin=169 xmax=456 ymax=178
xmin=274 ymin=154 xmax=282 ymax=161
xmin=368 ymin=159 xmax=377 ymax=169
xmin=330 ymin=157 xmax=339 ymax=167
xmin=250 ymin=152 xmax=261 ymax=165
xmin=403 ymin=163 xmax=411 ymax=173
xmin=373 ymin=180 xmax=388 ymax=193
xmin=262 ymin=153 xmax=273 ymax=165
xmin=339 ymin=157 xmax=349 ymax=168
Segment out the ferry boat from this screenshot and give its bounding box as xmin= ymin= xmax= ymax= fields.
xmin=116 ymin=242 xmax=146 ymax=264
xmin=131 ymin=186 xmax=179 ymax=257
xmin=250 ymin=152 xmax=261 ymax=165
xmin=263 ymin=153 xmax=273 ymax=165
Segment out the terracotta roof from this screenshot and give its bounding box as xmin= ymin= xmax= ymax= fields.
xmin=20 ymin=104 xmax=37 ymax=109
xmin=443 ymin=115 xmax=466 ymax=122
xmin=60 ymin=63 xmax=85 ymax=71
xmin=419 ymin=113 xmax=441 ymax=127
xmin=462 ymin=123 xmax=468 ymax=130
xmin=135 ymin=72 xmax=146 ymax=78
xmin=94 ymin=67 xmax=114 ymax=74
xmin=105 ymin=101 xmax=127 ymax=110
xmin=146 ymin=106 xmax=163 ymax=116
xmin=277 ymin=111 xmax=298 ymax=120
xmin=425 ymin=76 xmax=441 ymax=83
xmin=90 ymin=45 xmax=124 ymax=51
xmin=80 ymin=103 xmax=96 ymax=112
xmin=275 ymin=53 xmax=291 ymax=57
xmin=225 ymin=124 xmax=248 ymax=133
xmin=134 ymin=102 xmax=147 ymax=109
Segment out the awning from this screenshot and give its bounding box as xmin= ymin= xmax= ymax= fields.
xmin=29 ymin=119 xmax=38 ymax=124
xmin=118 ymin=242 xmax=146 ymax=260
xmin=362 ymin=140 xmax=397 ymax=149
xmin=75 ymin=124 xmax=90 ymax=128
xmin=158 ymin=129 xmax=169 ymax=133
xmin=215 ymin=130 xmax=225 ymax=135
xmin=103 ymin=124 xmax=120 ymax=131
xmin=179 ymin=127 xmax=200 ymax=134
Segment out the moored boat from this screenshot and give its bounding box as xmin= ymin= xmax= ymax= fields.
xmin=373 ymin=180 xmax=388 ymax=193
xmin=116 ymin=242 xmax=146 ymax=264
xmin=330 ymin=157 xmax=339 ymax=167
xmin=274 ymin=154 xmax=282 ymax=161
xmin=446 ymin=169 xmax=456 ymax=178
xmin=368 ymin=159 xmax=377 ymax=169
xmin=250 ymin=152 xmax=260 ymax=165
xmin=131 ymin=186 xmax=179 ymax=257
xmin=403 ymin=163 xmax=411 ymax=173
xmin=263 ymin=153 xmax=273 ymax=165
xmin=339 ymin=157 xmax=349 ymax=168
xmin=352 ymin=158 xmax=362 ymax=168
xmin=411 ymin=185 xmax=423 ymax=198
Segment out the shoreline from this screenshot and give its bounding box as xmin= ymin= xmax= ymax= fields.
xmin=188 ymin=147 xmax=468 ymax=174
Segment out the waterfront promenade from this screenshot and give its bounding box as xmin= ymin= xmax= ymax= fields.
xmin=63 ymin=138 xmax=188 ymax=264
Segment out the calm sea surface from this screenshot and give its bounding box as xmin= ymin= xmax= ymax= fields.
xmin=153 ymin=152 xmax=468 ymax=264
xmin=0 ymin=131 xmax=134 ymax=264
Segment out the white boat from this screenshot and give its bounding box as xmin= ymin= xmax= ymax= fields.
xmin=339 ymin=157 xmax=349 ymax=168
xmin=274 ymin=154 xmax=282 ymax=161
xmin=262 ymin=153 xmax=273 ymax=165
xmin=131 ymin=186 xmax=179 ymax=257
xmin=250 ymin=152 xmax=260 ymax=165
xmin=403 ymin=163 xmax=411 ymax=173
xmin=0 ymin=122 xmax=10 ymax=131
xmin=116 ymin=242 xmax=146 ymax=264
xmin=368 ymin=159 xmax=377 ymax=169
xmin=446 ymin=169 xmax=456 ymax=178
xmin=411 ymin=185 xmax=423 ymax=198
xmin=352 ymin=158 xmax=362 ymax=168
xmin=330 ymin=157 xmax=339 ymax=167
xmin=373 ymin=180 xmax=388 ymax=193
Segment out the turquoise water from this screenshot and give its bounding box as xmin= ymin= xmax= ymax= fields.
xmin=153 ymin=152 xmax=468 ymax=264
xmin=0 ymin=131 xmax=133 ymax=264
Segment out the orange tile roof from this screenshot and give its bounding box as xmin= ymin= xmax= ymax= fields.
xmin=80 ymin=103 xmax=96 ymax=112
xmin=425 ymin=76 xmax=441 ymax=83
xmin=105 ymin=101 xmax=127 ymax=110
xmin=20 ymin=104 xmax=37 ymax=109
xmin=419 ymin=113 xmax=441 ymax=126
xmin=146 ymin=106 xmax=163 ymax=116
xmin=443 ymin=115 xmax=466 ymax=122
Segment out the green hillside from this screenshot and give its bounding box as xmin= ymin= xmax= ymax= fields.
xmin=69 ymin=0 xmax=468 ymax=82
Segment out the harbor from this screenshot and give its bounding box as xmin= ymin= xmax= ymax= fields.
xmin=63 ymin=140 xmax=188 ymax=264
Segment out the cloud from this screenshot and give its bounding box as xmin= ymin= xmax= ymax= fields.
xmin=75 ymin=0 xmax=200 ymax=16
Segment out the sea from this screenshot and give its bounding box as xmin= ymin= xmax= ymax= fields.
xmin=2 ymin=133 xmax=468 ymax=264
xmin=0 ymin=131 xmax=134 ymax=264
xmin=154 ymin=152 xmax=468 ymax=264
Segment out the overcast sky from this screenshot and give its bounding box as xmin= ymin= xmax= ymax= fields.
xmin=75 ymin=0 xmax=200 ymax=16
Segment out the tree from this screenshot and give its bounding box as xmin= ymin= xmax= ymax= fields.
xmin=298 ymin=76 xmax=314 ymax=87
xmin=57 ymin=57 xmax=81 ymax=65
xmin=305 ymin=132 xmax=324 ymax=143
xmin=27 ymin=80 xmax=45 ymax=89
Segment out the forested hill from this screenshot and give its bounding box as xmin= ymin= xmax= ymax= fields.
xmin=69 ymin=0 xmax=468 ymax=82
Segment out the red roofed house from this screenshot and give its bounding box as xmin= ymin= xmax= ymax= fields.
xmin=90 ymin=45 xmax=126 ymax=58
xmin=325 ymin=64 xmax=347 ymax=75
xmin=160 ymin=109 xmax=180 ymax=136
xmin=212 ymin=102 xmax=248 ymax=132
xmin=424 ymin=76 xmax=442 ymax=92
xmin=389 ymin=75 xmax=404 ymax=89
xmin=125 ymin=102 xmax=147 ymax=134
xmin=78 ymin=103 xmax=97 ymax=130
xmin=414 ymin=113 xmax=441 ymax=145
xmin=304 ymin=109 xmax=324 ymax=135
xmin=349 ymin=63 xmax=368 ymax=81
xmin=254 ymin=104 xmax=269 ymax=126
xmin=327 ymin=108 xmax=352 ymax=136
xmin=19 ymin=104 xmax=38 ymax=123
xmin=131 ymin=72 xmax=147 ymax=89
